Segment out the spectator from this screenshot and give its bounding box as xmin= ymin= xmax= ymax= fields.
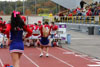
xmin=80 ymin=0 xmax=87 ymax=9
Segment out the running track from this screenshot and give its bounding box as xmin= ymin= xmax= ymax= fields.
xmin=0 ymin=47 xmax=100 ymax=67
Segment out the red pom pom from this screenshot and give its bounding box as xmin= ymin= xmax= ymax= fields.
xmin=30 ymin=24 xmax=34 ymax=27
xmin=4 ymin=64 xmax=10 ymax=67
xmin=52 ymin=25 xmax=58 ymax=30
xmin=21 ymin=16 xmax=26 ymax=22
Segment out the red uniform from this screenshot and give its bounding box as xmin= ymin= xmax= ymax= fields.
xmin=39 ymin=24 xmax=51 ymax=37
xmin=21 ymin=16 xmax=26 ymax=23
xmin=50 ymin=25 xmax=58 ymax=31
xmin=39 ymin=24 xmax=51 ymax=46
xmin=4 ymin=24 xmax=32 ymax=38
xmin=32 ymin=25 xmax=40 ymax=36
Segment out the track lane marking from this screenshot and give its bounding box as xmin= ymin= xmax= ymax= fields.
xmin=37 ymin=48 xmax=74 ymax=67
xmin=88 ymin=64 xmax=100 ymax=67
xmin=56 ymin=47 xmax=100 ymax=67
xmin=0 ymin=58 xmax=4 ymax=67
xmin=56 ymin=47 xmax=97 ymax=62
xmin=23 ymin=53 xmax=39 ymax=67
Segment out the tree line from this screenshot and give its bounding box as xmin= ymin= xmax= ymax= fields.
xmin=0 ymin=0 xmax=57 ymax=15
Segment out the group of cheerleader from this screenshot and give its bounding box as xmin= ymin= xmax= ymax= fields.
xmin=0 ymin=11 xmax=58 ymax=67
xmin=0 ymin=17 xmax=8 ymax=48
xmin=23 ymin=19 xmax=58 ymax=57
xmin=24 ymin=21 xmax=58 ymax=47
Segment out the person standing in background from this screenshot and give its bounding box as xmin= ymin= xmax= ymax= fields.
xmin=80 ymin=0 xmax=87 ymax=9
xmin=39 ymin=22 xmax=51 ymax=57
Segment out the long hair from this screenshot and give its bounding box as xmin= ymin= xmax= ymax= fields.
xmin=11 ymin=12 xmax=25 ymax=32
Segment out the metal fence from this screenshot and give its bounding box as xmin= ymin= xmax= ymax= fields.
xmin=45 ymin=16 xmax=100 ymax=25
xmin=1 ymin=15 xmax=100 ymax=25
xmin=0 ymin=15 xmax=43 ymax=24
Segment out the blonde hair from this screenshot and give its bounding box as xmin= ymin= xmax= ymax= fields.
xmin=42 ymin=26 xmax=50 ymax=37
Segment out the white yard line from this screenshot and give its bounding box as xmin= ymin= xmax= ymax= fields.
xmin=23 ymin=53 xmax=39 ymax=67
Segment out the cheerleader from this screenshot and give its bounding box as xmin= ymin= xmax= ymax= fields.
xmin=50 ymin=22 xmax=58 ymax=39
xmin=4 ymin=11 xmax=32 ymax=67
xmin=29 ymin=23 xmax=40 ymax=47
xmin=38 ymin=21 xmax=42 ymax=27
xmin=39 ymin=21 xmax=51 ymax=57
xmin=32 ymin=23 xmax=40 ymax=38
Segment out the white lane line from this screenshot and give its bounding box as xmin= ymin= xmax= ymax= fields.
xmin=88 ymin=62 xmax=100 ymax=67
xmin=96 ymin=62 xmax=100 ymax=64
xmin=56 ymin=47 xmax=100 ymax=67
xmin=56 ymin=47 xmax=68 ymax=52
xmin=23 ymin=53 xmax=39 ymax=67
xmin=63 ymin=52 xmax=75 ymax=54
xmin=56 ymin=47 xmax=95 ymax=62
xmin=37 ymin=48 xmax=74 ymax=67
xmin=75 ymin=55 xmax=88 ymax=57
xmin=92 ymin=59 xmax=100 ymax=62
xmin=71 ymin=38 xmax=93 ymax=40
xmin=49 ymin=53 xmax=74 ymax=67
xmin=88 ymin=64 xmax=100 ymax=67
xmin=0 ymin=59 xmax=4 ymax=67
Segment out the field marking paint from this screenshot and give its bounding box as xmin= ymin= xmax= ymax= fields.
xmin=96 ymin=62 xmax=100 ymax=64
xmin=56 ymin=47 xmax=68 ymax=52
xmin=63 ymin=52 xmax=75 ymax=54
xmin=88 ymin=64 xmax=100 ymax=67
xmin=37 ymin=48 xmax=74 ymax=67
xmin=71 ymin=38 xmax=93 ymax=40
xmin=88 ymin=61 xmax=100 ymax=67
xmin=92 ymin=59 xmax=100 ymax=62
xmin=75 ymin=55 xmax=88 ymax=57
xmin=56 ymin=47 xmax=98 ymax=63
xmin=56 ymin=47 xmax=100 ymax=67
xmin=0 ymin=59 xmax=4 ymax=67
xmin=23 ymin=53 xmax=39 ymax=67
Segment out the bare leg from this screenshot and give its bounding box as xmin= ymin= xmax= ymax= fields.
xmin=45 ymin=46 xmax=49 ymax=54
xmin=45 ymin=46 xmax=49 ymax=57
xmin=19 ymin=53 xmax=22 ymax=59
xmin=40 ymin=46 xmax=44 ymax=57
xmin=11 ymin=52 xmax=22 ymax=67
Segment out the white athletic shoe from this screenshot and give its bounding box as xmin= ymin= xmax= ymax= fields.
xmin=46 ymin=53 xmax=49 ymax=57
xmin=40 ymin=53 xmax=43 ymax=57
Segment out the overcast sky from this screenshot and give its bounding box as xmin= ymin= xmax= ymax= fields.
xmin=0 ymin=0 xmax=25 ymax=2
